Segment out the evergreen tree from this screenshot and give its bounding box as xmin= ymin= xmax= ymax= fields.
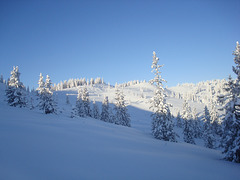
xmin=224 ymin=100 xmax=240 ymax=162
xmin=45 ymin=75 xmax=52 ymax=91
xmin=37 ymin=73 xmax=45 ymax=93
xmin=182 ymin=100 xmax=195 ymax=144
xmin=203 ymin=106 xmax=215 ymax=149
xmin=209 ymin=102 xmax=222 ymax=136
xmin=150 ymin=51 xmax=176 ymax=142
xmin=101 ymin=96 xmax=110 ymax=122
xmin=232 ymin=41 xmax=240 ymax=83
xmin=192 ymin=108 xmax=202 ymax=138
xmin=109 ymin=106 xmax=115 ymax=123
xmin=222 ymin=41 xmax=240 ymax=162
xmin=176 ymin=111 xmax=182 ymax=128
xmin=73 ymin=88 xmax=85 ymax=118
xmin=5 ymin=66 xmax=26 ymax=107
xmin=90 ymin=78 xmax=94 ymax=86
xmin=114 ymin=86 xmax=131 ymax=127
xmin=82 ymin=87 xmax=92 ymax=117
xmin=221 ymin=76 xmax=235 ymax=138
xmin=92 ymin=99 xmax=100 ymax=119
xmin=37 ymin=74 xmax=56 ymax=114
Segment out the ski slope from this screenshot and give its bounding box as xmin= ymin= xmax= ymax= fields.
xmin=0 ymin=83 xmax=239 ymax=180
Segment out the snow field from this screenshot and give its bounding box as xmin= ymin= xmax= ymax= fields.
xmin=0 ymin=82 xmax=239 ymax=180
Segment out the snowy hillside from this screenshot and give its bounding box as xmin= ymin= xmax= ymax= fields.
xmin=0 ymin=82 xmax=239 ymax=179
xmin=55 ymin=82 xmax=205 ymax=133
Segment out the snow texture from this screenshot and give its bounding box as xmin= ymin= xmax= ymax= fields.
xmin=0 ymin=82 xmax=239 ymax=180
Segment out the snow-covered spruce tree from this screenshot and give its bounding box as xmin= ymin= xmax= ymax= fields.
xmin=82 ymin=87 xmax=92 ymax=117
xmin=203 ymin=106 xmax=215 ymax=149
xmin=182 ymin=100 xmax=195 ymax=144
xmin=219 ymin=76 xmax=235 ymax=148
xmin=109 ymin=106 xmax=115 ymax=123
xmin=222 ymin=41 xmax=240 ymax=162
xmin=37 ymin=73 xmax=45 ymax=94
xmin=221 ymin=76 xmax=235 ymax=134
xmin=90 ymin=78 xmax=94 ymax=86
xmin=37 ymin=74 xmax=56 ymax=114
xmin=149 ymin=51 xmax=176 ymax=142
xmin=72 ymin=88 xmax=85 ymax=118
xmin=114 ymin=86 xmax=131 ymax=127
xmin=5 ymin=66 xmax=26 ymax=107
xmin=192 ymin=108 xmax=202 ymax=138
xmin=92 ymin=99 xmax=100 ymax=119
xmin=233 ymin=41 xmax=240 ymax=83
xmin=176 ymin=111 xmax=182 ymax=128
xmin=209 ymin=102 xmax=222 ymax=136
xmin=101 ymin=96 xmax=110 ymax=122
xmin=224 ymin=99 xmax=240 ymax=162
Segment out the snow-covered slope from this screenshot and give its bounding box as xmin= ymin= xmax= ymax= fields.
xmin=0 ymin=82 xmax=239 ymax=180
xmin=55 ymin=82 xmax=205 ymax=133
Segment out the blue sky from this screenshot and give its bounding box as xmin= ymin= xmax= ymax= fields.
xmin=0 ymin=0 xmax=239 ymax=88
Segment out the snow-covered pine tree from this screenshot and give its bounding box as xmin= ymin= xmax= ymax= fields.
xmin=203 ymin=106 xmax=215 ymax=149
xmin=45 ymin=75 xmax=52 ymax=89
xmin=109 ymin=106 xmax=115 ymax=123
xmin=182 ymin=100 xmax=195 ymax=144
xmin=222 ymin=41 xmax=240 ymax=162
xmin=192 ymin=108 xmax=202 ymax=138
xmin=101 ymin=96 xmax=110 ymax=122
xmin=176 ymin=111 xmax=182 ymax=128
xmin=37 ymin=73 xmax=45 ymax=93
xmin=5 ymin=66 xmax=26 ymax=107
xmin=37 ymin=74 xmax=56 ymax=114
xmin=209 ymin=102 xmax=222 ymax=136
xmin=92 ymin=99 xmax=100 ymax=119
xmin=222 ymin=76 xmax=235 ymax=129
xmin=219 ymin=76 xmax=235 ymax=149
xmin=114 ymin=86 xmax=131 ymax=127
xmin=73 ymin=88 xmax=85 ymax=118
xmin=224 ymin=99 xmax=240 ymax=162
xmin=149 ymin=51 xmax=176 ymax=142
xmin=233 ymin=41 xmax=240 ymax=83
xmin=82 ymin=87 xmax=91 ymax=117
xmin=90 ymin=78 xmax=94 ymax=86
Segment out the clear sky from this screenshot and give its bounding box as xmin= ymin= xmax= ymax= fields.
xmin=0 ymin=0 xmax=239 ymax=88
